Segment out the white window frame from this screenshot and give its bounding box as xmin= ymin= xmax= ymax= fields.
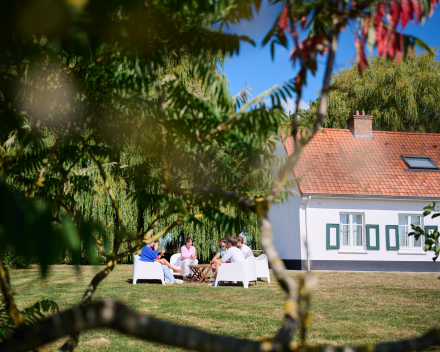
xmin=339 ymin=213 xmax=364 ymax=248
xmin=398 ymin=214 xmax=423 ymax=248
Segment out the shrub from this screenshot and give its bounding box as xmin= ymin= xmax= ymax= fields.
xmin=3 ymin=247 xmax=30 ymax=269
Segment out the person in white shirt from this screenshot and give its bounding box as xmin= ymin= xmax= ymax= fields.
xmin=210 ymin=237 xmax=245 ymax=284
xmin=237 ymin=235 xmax=254 ymax=258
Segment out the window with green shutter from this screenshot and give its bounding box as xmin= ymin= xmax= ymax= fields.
xmin=366 ymin=225 xmax=380 ymax=250
xmin=386 ymin=225 xmax=399 ymax=250
xmin=326 ymin=224 xmax=340 ymax=249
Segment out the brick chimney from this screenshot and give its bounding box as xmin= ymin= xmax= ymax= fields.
xmin=347 ymin=110 xmax=373 ymax=139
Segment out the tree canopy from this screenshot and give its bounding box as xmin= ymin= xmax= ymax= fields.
xmin=301 ymin=49 xmax=440 ymax=132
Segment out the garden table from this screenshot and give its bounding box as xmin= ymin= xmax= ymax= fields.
xmin=188 ymin=265 xmax=211 ymax=284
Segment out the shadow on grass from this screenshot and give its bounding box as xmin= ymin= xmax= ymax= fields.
xmin=126 ymin=279 xmax=165 ymax=285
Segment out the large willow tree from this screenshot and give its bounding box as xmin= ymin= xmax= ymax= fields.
xmin=1 ymin=0 xmax=440 ymax=352
xmin=301 ymin=49 xmax=440 ymax=132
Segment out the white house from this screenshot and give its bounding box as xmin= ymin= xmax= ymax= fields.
xmin=269 ymin=113 xmax=440 ymax=272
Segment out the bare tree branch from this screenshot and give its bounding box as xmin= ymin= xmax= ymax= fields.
xmin=1 ymin=300 xmax=264 ymax=352
xmin=0 ymin=260 xmax=25 ymax=327
xmin=55 ymin=256 xmax=118 ymax=352
xmin=256 ymin=201 xmax=300 ymax=344
xmin=2 ymin=300 xmax=440 ymax=352
xmin=257 ymin=22 xmax=341 ymax=347
xmin=308 ymin=31 xmax=338 ymax=138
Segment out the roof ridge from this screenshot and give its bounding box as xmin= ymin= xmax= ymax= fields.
xmin=320 ymin=128 xmax=440 ymax=136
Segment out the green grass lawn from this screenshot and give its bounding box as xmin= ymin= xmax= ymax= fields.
xmin=7 ymin=265 xmax=440 ymax=351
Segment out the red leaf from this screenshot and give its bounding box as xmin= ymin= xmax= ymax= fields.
xmin=390 ymin=1 xmax=400 ymax=27
xmin=400 ymin=0 xmax=412 ymax=29
xmin=373 ymin=3 xmax=386 ymax=27
xmin=387 ymin=29 xmax=395 ymax=57
xmin=355 ymin=38 xmax=368 ymax=74
xmin=411 ymin=0 xmax=421 ymax=23
xmin=375 ymin=23 xmax=385 ymax=56
xmin=279 ymin=6 xmax=288 ymax=38
xmin=290 ymin=34 xmax=327 ymax=64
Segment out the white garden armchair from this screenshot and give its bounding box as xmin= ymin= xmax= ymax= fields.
xmin=215 ymin=259 xmax=250 ymax=288
xmin=255 ymin=253 xmax=270 ymax=283
xmin=247 ymin=256 xmax=258 ymax=286
xmin=169 ymin=253 xmax=181 ymax=275
xmin=132 ymin=254 xmax=165 ymax=285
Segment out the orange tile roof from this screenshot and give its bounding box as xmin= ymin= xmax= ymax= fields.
xmin=283 ymin=129 xmax=440 ymax=198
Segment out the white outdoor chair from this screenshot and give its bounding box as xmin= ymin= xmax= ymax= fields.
xmin=255 ymin=253 xmax=270 ymax=283
xmin=169 ymin=253 xmax=181 ymax=275
xmin=215 ymin=259 xmax=249 ymax=288
xmin=132 ymin=254 xmax=165 ymax=285
xmin=247 ymin=256 xmax=258 ymax=286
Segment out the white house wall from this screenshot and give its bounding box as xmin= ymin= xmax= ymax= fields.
xmin=268 ymin=186 xmax=303 ymax=268
xmin=269 ymin=139 xmax=304 ymax=269
xmin=305 ymin=196 xmax=440 ymax=272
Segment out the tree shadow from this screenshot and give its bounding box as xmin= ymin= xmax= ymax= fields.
xmin=126 ymin=279 xmax=164 ymax=285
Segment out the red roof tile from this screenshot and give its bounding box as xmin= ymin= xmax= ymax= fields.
xmin=283 ymin=129 xmax=440 ymax=197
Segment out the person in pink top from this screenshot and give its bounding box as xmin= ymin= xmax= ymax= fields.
xmin=180 ymin=237 xmax=198 ymax=277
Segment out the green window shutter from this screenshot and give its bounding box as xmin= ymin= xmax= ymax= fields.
xmin=366 ymin=225 xmax=380 ymax=250
xmin=424 ymin=225 xmax=438 ymax=233
xmin=424 ymin=226 xmax=438 ymax=251
xmin=326 ymin=224 xmax=340 ymax=249
xmin=386 ymin=225 xmax=399 ymax=250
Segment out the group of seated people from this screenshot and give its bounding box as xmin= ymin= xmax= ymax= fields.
xmin=208 ymin=235 xmax=253 ymax=286
xmin=140 ymin=235 xmax=253 ymax=286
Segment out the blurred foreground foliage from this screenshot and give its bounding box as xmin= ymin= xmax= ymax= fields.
xmin=0 ymin=0 xmax=294 ymax=267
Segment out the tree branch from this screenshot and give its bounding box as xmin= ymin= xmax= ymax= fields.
xmin=0 ymin=260 xmax=25 ymax=327
xmin=2 ymin=300 xmax=440 ymax=352
xmin=1 ymin=300 xmax=263 ymax=352
xmin=256 ymin=201 xmax=300 ymax=345
xmin=55 ymin=256 xmax=118 ymax=352
xmin=258 ymin=22 xmax=341 ymax=347
xmin=268 ymin=30 xmax=339 ymax=204
xmin=308 ymin=31 xmax=338 ymax=138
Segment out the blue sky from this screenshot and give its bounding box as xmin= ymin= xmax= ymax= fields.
xmin=222 ymin=2 xmax=440 ymax=114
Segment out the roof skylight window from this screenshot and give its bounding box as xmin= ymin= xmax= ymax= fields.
xmin=402 ymin=155 xmax=438 ymax=169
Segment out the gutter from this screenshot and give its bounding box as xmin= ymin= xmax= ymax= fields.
xmin=302 ymin=193 xmax=440 ymax=201
xmin=301 ymin=195 xmax=312 ymax=270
